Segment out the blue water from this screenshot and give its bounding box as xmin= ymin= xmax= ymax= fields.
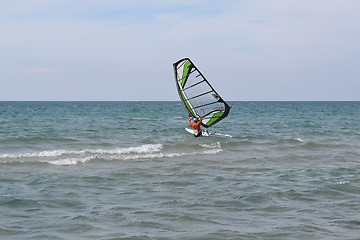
xmin=1 ymin=101 xmax=360 ymax=239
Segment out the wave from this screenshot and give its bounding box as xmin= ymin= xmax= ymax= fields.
xmin=0 ymin=143 xmax=222 ymax=166
xmin=0 ymin=144 xmax=164 ymax=159
xmin=293 ymin=138 xmax=304 ymax=143
xmin=301 ymin=141 xmax=355 ymax=150
xmin=200 ymin=142 xmax=221 ymax=149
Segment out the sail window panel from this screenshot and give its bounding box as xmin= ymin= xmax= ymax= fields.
xmin=184 ymin=81 xmax=213 ymax=100
xmin=187 ymin=95 xmax=225 ymax=117
xmin=184 ymin=69 xmax=204 ymax=85
xmin=183 ymin=76 xmax=222 ymax=118
xmin=196 ymin=102 xmax=225 ymax=116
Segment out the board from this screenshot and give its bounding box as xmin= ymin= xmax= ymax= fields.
xmin=185 ymin=127 xmax=196 ymax=135
xmin=184 ymin=128 xmax=233 ymax=137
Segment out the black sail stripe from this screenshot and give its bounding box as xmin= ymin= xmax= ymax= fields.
xmin=182 ymin=79 xmax=206 ymax=91
xmin=193 ymin=101 xmax=220 ymax=110
xmin=186 ymin=90 xmax=213 ymax=101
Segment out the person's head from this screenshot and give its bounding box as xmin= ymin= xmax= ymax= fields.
xmin=194 ymin=118 xmax=199 ymax=123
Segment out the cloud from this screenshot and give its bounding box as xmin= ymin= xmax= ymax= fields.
xmin=24 ymin=67 xmax=55 ymax=74
xmin=1 ymin=0 xmax=360 ymax=100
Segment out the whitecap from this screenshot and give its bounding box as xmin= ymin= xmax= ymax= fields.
xmin=0 ymin=150 xmax=69 ymax=159
xmin=46 ymin=156 xmax=95 ymax=166
xmin=0 ymin=144 xmax=163 ymax=160
xmin=0 ymin=144 xmax=164 ymax=165
xmin=0 ymin=143 xmax=223 ymax=165
xmin=335 ymin=181 xmax=349 ymax=185
xmin=200 ymin=142 xmax=221 ymax=149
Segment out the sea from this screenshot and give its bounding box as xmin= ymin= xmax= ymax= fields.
xmin=0 ymin=101 xmax=360 ymax=240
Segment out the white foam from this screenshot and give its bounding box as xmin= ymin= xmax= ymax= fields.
xmin=202 ymin=149 xmax=223 ymax=154
xmin=122 ymin=148 xmax=222 ymax=161
xmin=200 ymin=142 xmax=221 ymax=149
xmin=0 ymin=150 xmax=68 ymax=159
xmin=46 ymin=156 xmax=95 ymax=166
xmin=122 ymin=152 xmax=185 ymax=161
xmin=0 ymin=144 xmax=163 ymax=160
xmin=335 ymin=181 xmax=350 ymax=185
xmin=0 ymin=143 xmax=223 ymax=165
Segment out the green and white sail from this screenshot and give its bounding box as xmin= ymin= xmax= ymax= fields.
xmin=173 ymin=58 xmax=230 ymax=128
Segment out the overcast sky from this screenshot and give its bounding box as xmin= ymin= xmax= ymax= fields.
xmin=1 ymin=0 xmax=359 ymax=101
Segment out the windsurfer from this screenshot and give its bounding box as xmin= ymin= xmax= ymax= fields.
xmin=188 ymin=116 xmax=203 ymax=137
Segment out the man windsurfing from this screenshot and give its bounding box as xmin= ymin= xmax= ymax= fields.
xmin=188 ymin=116 xmax=203 ymax=137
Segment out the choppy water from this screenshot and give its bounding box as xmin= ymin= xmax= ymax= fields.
xmin=1 ymin=101 xmax=360 ymax=239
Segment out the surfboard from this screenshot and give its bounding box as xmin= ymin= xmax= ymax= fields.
xmin=185 ymin=128 xmax=232 ymax=137
xmin=185 ymin=127 xmax=196 ymax=135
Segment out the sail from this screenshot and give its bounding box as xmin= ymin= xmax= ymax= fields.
xmin=173 ymin=58 xmax=230 ymax=128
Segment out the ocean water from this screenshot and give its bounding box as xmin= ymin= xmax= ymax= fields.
xmin=1 ymin=101 xmax=360 ymax=240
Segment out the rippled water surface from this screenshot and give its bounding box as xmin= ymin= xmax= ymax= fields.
xmin=1 ymin=101 xmax=360 ymax=239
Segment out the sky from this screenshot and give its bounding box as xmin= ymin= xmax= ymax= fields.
xmin=1 ymin=0 xmax=360 ymax=101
